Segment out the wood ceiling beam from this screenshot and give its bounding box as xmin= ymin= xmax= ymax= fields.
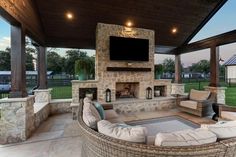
xmin=171 ymin=30 xmax=236 ymax=55
xmin=0 ymin=0 xmax=45 ymax=45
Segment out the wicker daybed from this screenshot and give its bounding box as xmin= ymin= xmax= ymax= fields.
xmin=77 ymin=100 xmax=236 ymax=157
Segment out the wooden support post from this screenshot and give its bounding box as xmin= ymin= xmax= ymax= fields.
xmin=175 ymin=54 xmax=182 ymax=83
xmin=9 ymin=25 xmax=27 ymax=98
xmin=38 ymin=46 xmax=47 ymax=89
xmin=209 ymin=46 xmax=220 ymax=87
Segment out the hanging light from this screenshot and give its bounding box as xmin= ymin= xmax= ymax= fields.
xmin=105 ymin=89 xmax=111 ymax=102
xmin=146 ymin=87 xmax=152 ymax=99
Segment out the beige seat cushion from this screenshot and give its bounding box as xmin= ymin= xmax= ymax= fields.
xmin=201 ymin=120 xmax=236 ymax=139
xmin=104 ymin=110 xmax=119 ymax=120
xmin=155 ymin=129 xmax=217 ymax=146
xmin=221 ymin=111 xmax=236 ymax=120
xmin=98 ymin=120 xmax=147 ymax=143
xmin=180 ymin=100 xmax=198 ymax=109
xmin=82 ymin=97 xmax=101 ymax=129
xmin=190 ymin=89 xmax=210 ymax=101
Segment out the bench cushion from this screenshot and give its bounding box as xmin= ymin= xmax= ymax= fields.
xmin=180 ymin=100 xmax=198 ymax=109
xmin=82 ymin=97 xmax=101 ymax=129
xmin=221 ymin=111 xmax=236 ymax=120
xmin=104 ymin=110 xmax=119 ymax=120
xmin=155 ymin=129 xmax=217 ymax=146
xmin=98 ymin=120 xmax=147 ymax=143
xmin=190 ymin=89 xmax=210 ymax=101
xmin=201 ymin=120 xmax=236 ymax=139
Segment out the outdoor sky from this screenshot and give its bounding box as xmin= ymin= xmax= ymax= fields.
xmin=1 ymin=0 xmax=236 ymax=67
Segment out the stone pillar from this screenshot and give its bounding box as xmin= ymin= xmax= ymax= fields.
xmin=204 ymin=86 xmax=227 ymax=104
xmin=33 ymin=89 xmax=52 ymax=103
xmin=9 ymin=25 xmax=27 ymax=98
xmin=37 ymin=46 xmax=47 ymax=89
xmin=209 ymin=46 xmax=220 ymax=87
xmin=174 ymin=54 xmax=182 ymax=84
xmin=0 ymin=96 xmax=35 ymax=144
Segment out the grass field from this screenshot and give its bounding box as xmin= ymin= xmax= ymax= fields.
xmin=51 ymin=86 xmax=72 ymax=99
xmin=49 ymin=82 xmax=236 ymax=106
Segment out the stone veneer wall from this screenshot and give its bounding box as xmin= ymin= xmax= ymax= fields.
xmin=112 ymin=97 xmax=176 ymax=114
xmin=0 ymin=96 xmax=35 ymax=144
xmin=96 ymin=23 xmax=155 ymax=102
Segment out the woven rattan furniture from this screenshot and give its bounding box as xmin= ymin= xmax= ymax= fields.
xmin=178 ymin=90 xmax=216 ymax=117
xmin=77 ymin=99 xmax=236 ymax=157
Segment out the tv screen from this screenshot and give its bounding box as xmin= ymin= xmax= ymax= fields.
xmin=109 ymin=36 xmax=149 ymax=61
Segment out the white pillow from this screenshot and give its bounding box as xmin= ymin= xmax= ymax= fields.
xmin=97 ymin=120 xmax=147 ymax=143
xmin=155 ymin=129 xmax=217 ymax=146
xmin=82 ymin=97 xmax=101 ymax=129
xmin=201 ymin=120 xmax=236 ymax=139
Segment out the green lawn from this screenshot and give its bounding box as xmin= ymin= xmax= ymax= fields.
xmin=51 ymin=86 xmax=72 ymax=99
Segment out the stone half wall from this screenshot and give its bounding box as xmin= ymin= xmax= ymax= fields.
xmin=96 ymin=23 xmax=155 ymax=102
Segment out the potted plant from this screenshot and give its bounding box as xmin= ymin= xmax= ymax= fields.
xmin=154 ymin=64 xmax=163 ymax=79
xmin=75 ymin=57 xmax=94 ymax=80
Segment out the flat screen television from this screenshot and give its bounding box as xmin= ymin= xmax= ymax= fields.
xmin=109 ymin=36 xmax=149 ymax=61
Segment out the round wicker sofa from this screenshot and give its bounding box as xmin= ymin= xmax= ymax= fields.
xmin=77 ymin=100 xmax=236 ymax=157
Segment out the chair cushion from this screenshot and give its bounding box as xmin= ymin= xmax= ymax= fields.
xmin=201 ymin=120 xmax=236 ymax=139
xmin=104 ymin=110 xmax=119 ymax=120
xmin=155 ymin=129 xmax=217 ymax=146
xmin=221 ymin=111 xmax=236 ymax=120
xmin=190 ymin=89 xmax=210 ymax=101
xmin=82 ymin=97 xmax=101 ymax=129
xmin=180 ymin=100 xmax=198 ymax=109
xmin=94 ymin=102 xmax=105 ymax=120
xmin=97 ymin=120 xmax=147 ymax=143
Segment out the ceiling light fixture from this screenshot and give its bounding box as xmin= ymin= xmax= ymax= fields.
xmin=66 ymin=12 xmax=73 ymax=20
xmin=171 ymin=27 xmax=178 ymax=34
xmin=126 ymin=21 xmax=133 ymax=27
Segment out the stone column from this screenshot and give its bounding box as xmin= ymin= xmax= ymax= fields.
xmin=38 ymin=46 xmax=47 ymax=89
xmin=0 ymin=96 xmax=35 ymax=144
xmin=9 ymin=25 xmax=27 ymax=98
xmin=209 ymin=46 xmax=220 ymax=87
xmin=33 ymin=89 xmax=52 ymax=103
xmin=204 ymin=86 xmax=227 ymax=104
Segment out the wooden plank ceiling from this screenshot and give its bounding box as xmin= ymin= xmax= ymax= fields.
xmin=33 ymin=0 xmax=226 ymax=52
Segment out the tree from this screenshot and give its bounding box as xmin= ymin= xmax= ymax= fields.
xmin=47 ymin=51 xmax=64 ymax=74
xmin=64 ymin=49 xmax=87 ymax=75
xmin=0 ymin=48 xmax=11 ymax=70
xmin=190 ymin=60 xmax=210 ymax=75
xmin=162 ymin=58 xmax=175 ymax=74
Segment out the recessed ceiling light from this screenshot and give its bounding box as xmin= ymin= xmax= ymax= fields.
xmin=171 ymin=27 xmax=178 ymax=34
xmin=126 ymin=21 xmax=133 ymax=27
xmin=66 ymin=12 xmax=73 ymax=20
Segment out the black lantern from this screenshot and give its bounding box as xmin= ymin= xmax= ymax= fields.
xmin=146 ymin=87 xmax=152 ymax=99
xmin=105 ymin=88 xmax=111 ymax=102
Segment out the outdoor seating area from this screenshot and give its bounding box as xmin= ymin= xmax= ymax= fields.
xmin=78 ymin=97 xmax=236 ymax=157
xmin=1 ymin=0 xmax=236 ymax=157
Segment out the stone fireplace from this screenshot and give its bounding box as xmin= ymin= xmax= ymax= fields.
xmin=71 ymin=23 xmax=172 ymax=105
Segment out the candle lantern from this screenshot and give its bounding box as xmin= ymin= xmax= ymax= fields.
xmin=105 ymin=88 xmax=111 ymax=102
xmin=146 ymin=87 xmax=152 ymax=99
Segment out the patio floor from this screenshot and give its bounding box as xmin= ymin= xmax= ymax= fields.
xmin=0 ymin=111 xmax=215 ymax=157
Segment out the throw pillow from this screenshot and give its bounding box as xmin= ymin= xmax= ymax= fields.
xmin=94 ymin=102 xmax=105 ymax=120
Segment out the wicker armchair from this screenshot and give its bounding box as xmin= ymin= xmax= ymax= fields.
xmin=219 ymin=105 xmax=236 ymax=120
xmin=178 ymin=90 xmax=216 ymax=117
xmin=77 ymin=99 xmax=236 ymax=157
